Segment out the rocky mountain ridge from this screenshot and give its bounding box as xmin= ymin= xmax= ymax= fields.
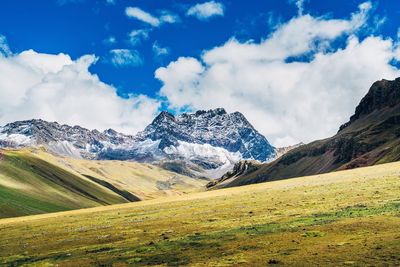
xmin=0 ymin=108 xmax=276 ymax=178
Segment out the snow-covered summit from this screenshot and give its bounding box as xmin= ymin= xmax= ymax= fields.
xmin=136 ymin=108 xmax=275 ymax=162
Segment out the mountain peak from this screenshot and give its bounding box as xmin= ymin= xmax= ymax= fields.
xmin=152 ymin=111 xmax=175 ymax=124
xmin=137 ymin=108 xmax=275 ymax=162
xmin=194 ymin=108 xmax=227 ymax=116
xmin=103 ymin=128 xmax=118 ymax=136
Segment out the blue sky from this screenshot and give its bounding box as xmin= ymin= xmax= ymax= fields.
xmin=1 ymin=0 xmax=398 ymax=98
xmin=0 ymin=0 xmax=399 ymax=146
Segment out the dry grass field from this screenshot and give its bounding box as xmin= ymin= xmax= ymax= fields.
xmin=0 ymin=161 xmax=399 ymax=266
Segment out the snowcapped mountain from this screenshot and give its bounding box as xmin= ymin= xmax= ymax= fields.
xmin=0 ymin=119 xmax=136 ymax=159
xmin=137 ymin=108 xmax=274 ymax=161
xmin=0 ymin=108 xmax=276 ymax=178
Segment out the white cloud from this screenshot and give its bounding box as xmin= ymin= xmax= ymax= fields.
xmin=0 ymin=35 xmax=12 ymax=57
xmin=152 ymin=41 xmax=170 ymax=58
xmin=187 ymin=1 xmax=224 ymax=20
xmin=128 ymin=29 xmax=149 ymax=46
xmin=0 ymin=50 xmax=160 ymax=134
xmin=108 ymin=49 xmax=143 ymax=67
xmin=125 ymin=7 xmax=179 ymax=27
xmin=156 ymin=2 xmax=400 ymax=147
xmin=160 ymin=11 xmax=180 ymax=24
xmin=204 ymin=3 xmax=373 ymax=64
xmin=292 ymin=0 xmax=307 ymax=16
xmin=125 ymin=7 xmax=160 ymax=27
xmin=106 ymin=0 xmax=116 ymax=5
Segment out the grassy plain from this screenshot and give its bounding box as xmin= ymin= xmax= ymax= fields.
xmin=0 ymin=161 xmax=399 ymax=266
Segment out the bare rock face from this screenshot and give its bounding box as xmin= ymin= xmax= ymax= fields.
xmin=339 ymin=78 xmax=400 ymax=131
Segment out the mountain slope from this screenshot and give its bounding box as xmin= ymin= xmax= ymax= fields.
xmin=0 ymin=149 xmax=131 ymax=218
xmin=33 ymin=148 xmax=206 ymax=200
xmin=213 ymin=78 xmax=400 ymax=188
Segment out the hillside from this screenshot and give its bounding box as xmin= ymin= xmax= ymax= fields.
xmin=0 ymin=162 xmax=399 ymax=266
xmin=0 ymin=148 xmax=131 ymax=218
xmin=31 ymin=148 xmax=206 ymax=199
xmin=0 ymin=148 xmax=205 ymax=218
xmin=213 ymin=78 xmax=400 ymax=188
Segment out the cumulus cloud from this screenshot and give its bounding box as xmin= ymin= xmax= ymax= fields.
xmin=125 ymin=7 xmax=179 ymax=27
xmin=187 ymin=1 xmax=224 ymax=20
xmin=156 ymin=1 xmax=400 ymax=147
xmin=108 ymin=49 xmax=143 ymax=67
xmin=0 ymin=50 xmax=160 ymax=134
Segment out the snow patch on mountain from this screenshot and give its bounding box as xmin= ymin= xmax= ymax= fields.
xmin=0 ymin=133 xmax=33 ymax=146
xmin=164 ymin=141 xmax=242 ymax=163
xmin=47 ymin=141 xmax=83 ymax=158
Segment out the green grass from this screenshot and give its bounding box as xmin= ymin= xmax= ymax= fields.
xmin=0 ymin=161 xmax=399 ymax=266
xmin=0 ymin=150 xmax=129 ymax=218
xmin=0 ymin=186 xmax=70 ymax=218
